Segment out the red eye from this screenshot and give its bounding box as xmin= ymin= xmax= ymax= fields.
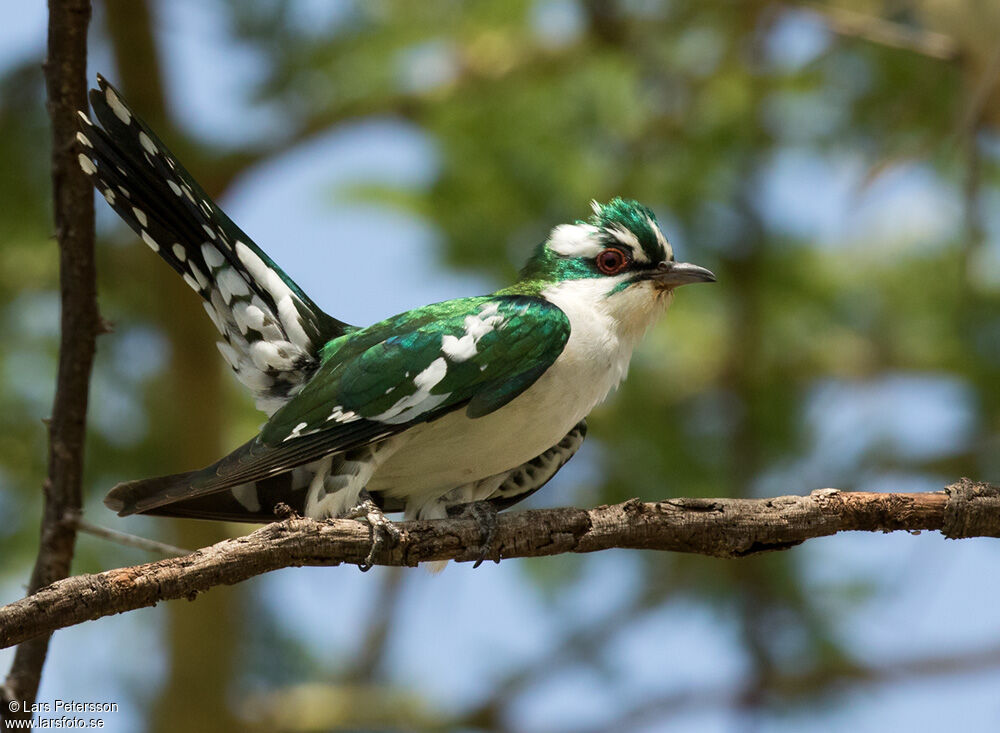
xmin=596 ymin=248 xmax=628 ymax=275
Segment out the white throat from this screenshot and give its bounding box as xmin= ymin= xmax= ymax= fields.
xmin=541 ymin=277 xmax=672 ymax=403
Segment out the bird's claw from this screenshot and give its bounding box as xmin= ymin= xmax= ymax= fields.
xmin=466 ymin=501 xmax=500 ymax=568
xmin=348 ymin=492 xmax=400 ymax=571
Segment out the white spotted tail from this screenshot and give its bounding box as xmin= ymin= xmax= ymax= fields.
xmin=77 ymin=75 xmax=350 ymax=414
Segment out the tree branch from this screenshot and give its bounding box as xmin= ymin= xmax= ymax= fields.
xmin=2 ymin=0 xmax=97 ymax=720
xmin=796 ymin=2 xmax=961 ymax=61
xmin=71 ymin=516 xmax=192 ymax=558
xmin=1 ymin=480 xmax=998 ymax=651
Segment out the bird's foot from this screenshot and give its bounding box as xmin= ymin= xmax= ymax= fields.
xmin=347 ymin=491 xmax=400 ymax=571
xmin=272 ymin=502 xmax=299 ymax=520
xmin=458 ymin=501 xmax=500 ymax=568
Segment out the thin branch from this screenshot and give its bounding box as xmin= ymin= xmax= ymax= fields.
xmin=2 ymin=0 xmax=97 ymax=720
xmin=958 ymin=42 xmax=1000 ymax=135
xmin=797 ymin=2 xmax=960 ymax=61
xmin=72 ymin=516 xmax=192 ymax=558
xmin=1 ymin=481 xmax=998 ymax=651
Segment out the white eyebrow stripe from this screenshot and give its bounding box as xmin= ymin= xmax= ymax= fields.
xmin=547 ymin=223 xmax=603 ymax=258
xmin=607 ymin=226 xmax=644 ymax=260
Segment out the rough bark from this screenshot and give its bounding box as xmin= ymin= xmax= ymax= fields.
xmin=1 ymin=0 xmax=96 ymax=722
xmin=1 ymin=480 xmax=997 ymax=651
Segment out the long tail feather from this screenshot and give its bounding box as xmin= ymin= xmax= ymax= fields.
xmin=77 ymin=75 xmax=352 ymax=414
xmin=105 ymin=461 xmax=312 ymax=523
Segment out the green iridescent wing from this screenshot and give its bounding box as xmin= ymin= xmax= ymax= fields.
xmin=121 ymin=295 xmax=571 ymax=510
xmin=267 ymin=294 xmax=571 ymax=434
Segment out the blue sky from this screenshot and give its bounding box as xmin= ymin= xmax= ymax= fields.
xmin=3 ymin=3 xmax=1000 ymax=731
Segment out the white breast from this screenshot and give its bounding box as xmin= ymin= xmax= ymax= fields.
xmin=369 ymin=278 xmax=670 ymax=505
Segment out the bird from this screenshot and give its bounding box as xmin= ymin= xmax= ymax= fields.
xmin=76 ymin=75 xmax=715 ymax=564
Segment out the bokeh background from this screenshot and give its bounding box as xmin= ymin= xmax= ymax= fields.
xmin=3 ymin=1 xmax=1000 ymax=731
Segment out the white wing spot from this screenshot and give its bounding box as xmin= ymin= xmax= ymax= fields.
xmin=326 ymin=406 xmax=360 ymax=423
xmin=138 ymin=131 xmax=157 ymax=155
xmin=232 ymin=301 xmax=252 ymax=334
xmin=217 ymin=341 xmax=241 ymax=370
xmin=202 ymin=301 xmax=226 ymax=335
xmin=182 ymin=273 xmax=200 ymax=292
xmin=276 ymin=294 xmax=311 ymax=352
xmin=132 ymin=207 xmax=147 ymax=227
xmin=442 ymin=334 xmax=477 ymax=361
xmin=250 ymin=340 xmax=297 ymax=371
xmin=105 ymin=85 xmax=132 ymax=124
xmin=231 ymin=484 xmax=261 ymax=512
xmin=285 ymin=422 xmax=310 ymax=442
xmin=242 ymin=249 xmax=312 ymax=351
xmin=172 ymin=243 xmax=186 ymax=262
xmin=202 ymin=224 xmax=217 ymax=241
xmin=102 ymin=188 xmax=115 ymax=205
xmin=78 ymin=154 xmax=96 ymax=175
xmin=441 ymin=301 xmax=505 ymax=363
xmin=75 ymin=132 xmax=92 ymax=148
xmin=243 ymin=304 xmax=266 ymax=332
xmin=167 ymin=180 xmax=182 ymax=197
xmin=217 ymin=267 xmax=251 ymax=303
xmin=235 ymin=242 xmax=269 ymax=282
xmin=141 ymin=230 xmax=159 ymax=252
xmin=201 ymin=244 xmax=225 ymax=269
xmin=374 ymin=357 xmax=450 ymax=424
xmin=246 ymin=373 xmax=278 ymax=396
xmin=189 ymin=262 xmax=209 ymax=290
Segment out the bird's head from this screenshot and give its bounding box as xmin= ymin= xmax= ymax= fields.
xmin=514 ymin=198 xmax=715 ymax=337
